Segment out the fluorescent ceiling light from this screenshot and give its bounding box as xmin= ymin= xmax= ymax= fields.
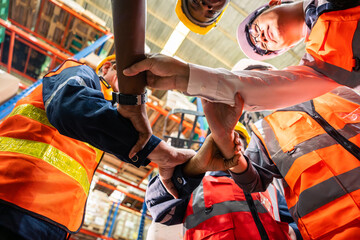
xmin=161 ymin=22 xmax=190 ymax=57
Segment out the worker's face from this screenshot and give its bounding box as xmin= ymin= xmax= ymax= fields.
xmin=249 ymin=4 xmax=304 ymax=51
xmin=102 ymin=61 xmax=119 ymax=92
xmin=187 ymin=0 xmax=229 ymax=23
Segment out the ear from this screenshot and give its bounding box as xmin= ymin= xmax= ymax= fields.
xmin=269 ymin=0 xmax=281 ymax=6
xmin=101 ymin=62 xmax=112 ymax=75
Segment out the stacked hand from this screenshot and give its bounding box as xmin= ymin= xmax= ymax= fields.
xmin=183 ymin=133 xmax=244 ymax=177
xmin=148 ymin=141 xmax=196 ymax=198
xmin=201 ymin=93 xmax=244 ymax=159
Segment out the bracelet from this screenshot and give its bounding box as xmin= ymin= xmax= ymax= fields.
xmin=112 ymin=90 xmax=148 ymax=105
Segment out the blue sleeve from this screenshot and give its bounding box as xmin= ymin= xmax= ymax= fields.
xmin=42 ymin=64 xmax=161 ymax=167
xmin=277 ymin=190 xmax=303 ymax=240
xmin=145 ymin=164 xmax=204 ymax=225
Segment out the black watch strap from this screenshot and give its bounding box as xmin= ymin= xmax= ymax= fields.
xmin=112 ymin=91 xmax=148 ymax=105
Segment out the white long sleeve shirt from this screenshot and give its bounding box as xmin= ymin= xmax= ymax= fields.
xmin=186 ymin=63 xmax=340 ymax=111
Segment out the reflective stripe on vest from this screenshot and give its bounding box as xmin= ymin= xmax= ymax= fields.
xmin=303 ymin=5 xmax=360 ymax=88
xmin=184 ymin=180 xmax=268 ymax=230
xmin=264 ymin=184 xmax=280 ymax=221
xmin=183 ymin=176 xmax=291 ymax=240
xmin=0 ymin=136 xmax=90 ymax=193
xmin=252 ymin=88 xmax=360 ymax=239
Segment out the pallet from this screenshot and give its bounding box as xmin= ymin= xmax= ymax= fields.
xmin=9 ymin=0 xmax=39 ymax=29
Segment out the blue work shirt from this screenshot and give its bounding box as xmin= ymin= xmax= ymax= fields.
xmin=42 ymin=62 xmax=161 ymax=167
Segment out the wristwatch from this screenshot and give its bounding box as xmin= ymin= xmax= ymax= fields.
xmin=112 ymin=91 xmax=148 ymax=105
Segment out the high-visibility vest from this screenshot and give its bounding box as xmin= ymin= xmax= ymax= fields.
xmin=183 ymin=175 xmax=291 ymax=240
xmin=0 ymin=60 xmax=110 ymax=233
xmin=252 ymin=87 xmax=360 ymax=239
xmin=302 ymin=1 xmax=360 ymax=88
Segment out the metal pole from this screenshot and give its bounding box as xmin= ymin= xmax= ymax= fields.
xmin=137 ymin=172 xmax=153 ymax=240
xmin=7 ymin=31 xmax=15 ymax=73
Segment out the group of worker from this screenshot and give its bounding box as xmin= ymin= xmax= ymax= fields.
xmin=0 ymin=0 xmax=359 ymax=239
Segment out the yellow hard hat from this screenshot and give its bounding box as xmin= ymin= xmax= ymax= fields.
xmin=96 ymin=55 xmax=116 ymax=74
xmin=175 ymin=0 xmax=229 ymax=35
xmin=234 ymin=122 xmax=250 ymax=144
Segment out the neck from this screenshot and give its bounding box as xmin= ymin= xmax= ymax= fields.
xmin=292 ymin=1 xmax=306 ymax=38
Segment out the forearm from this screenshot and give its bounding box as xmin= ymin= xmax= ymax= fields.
xmin=112 ymin=0 xmax=146 ymax=94
xmin=186 ymin=64 xmax=340 ymax=111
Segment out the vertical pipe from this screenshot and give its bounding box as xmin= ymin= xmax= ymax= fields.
xmin=103 ymin=201 xmax=115 ymax=236
xmin=7 ymin=31 xmax=15 ymax=73
xmin=24 ymin=48 xmax=32 ymax=74
xmin=108 ymin=201 xmax=121 ymax=237
xmin=111 ymin=0 xmax=146 ymax=95
xmin=60 ymin=15 xmax=72 ymax=47
xmin=34 ymin=0 xmax=45 ymax=33
xmin=137 ymin=172 xmax=153 ymax=240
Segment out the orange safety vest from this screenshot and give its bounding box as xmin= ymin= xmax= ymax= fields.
xmin=183 ymin=175 xmax=291 ymax=240
xmin=0 ymin=60 xmax=111 ymax=233
xmin=252 ymin=87 xmax=360 ymax=239
xmin=303 ymin=3 xmax=360 ymax=88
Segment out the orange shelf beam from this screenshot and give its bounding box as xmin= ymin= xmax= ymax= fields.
xmin=96 ymin=169 xmax=146 ymax=193
xmin=96 ymin=180 xmax=144 ymax=203
xmin=0 ymin=18 xmax=69 ymax=61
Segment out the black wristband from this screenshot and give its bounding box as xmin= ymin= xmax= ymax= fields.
xmin=112 ymin=91 xmax=148 ymax=105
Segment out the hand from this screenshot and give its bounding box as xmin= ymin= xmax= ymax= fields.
xmin=148 ymin=141 xmax=196 ymax=198
xmin=123 ymin=53 xmax=190 ymax=92
xmin=201 ymin=93 xmax=244 ymax=159
xmin=288 ymin=226 xmax=297 ymax=240
xmin=117 ymin=104 xmax=152 ymax=159
xmin=183 ymin=134 xmax=242 ymax=177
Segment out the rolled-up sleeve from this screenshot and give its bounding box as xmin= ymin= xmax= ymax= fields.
xmin=43 ymin=65 xmax=160 ymax=167
xmin=186 ymin=64 xmax=340 ymax=111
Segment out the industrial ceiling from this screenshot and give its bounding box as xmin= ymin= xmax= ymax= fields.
xmin=73 ymin=0 xmax=305 ymax=71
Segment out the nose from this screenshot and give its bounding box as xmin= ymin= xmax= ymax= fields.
xmin=200 ymin=1 xmax=213 ymax=9
xmin=258 ymin=30 xmax=268 ymax=43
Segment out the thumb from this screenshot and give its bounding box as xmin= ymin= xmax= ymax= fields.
xmin=129 ymin=133 xmax=151 ymax=159
xmin=234 ymin=92 xmax=244 ymax=108
xmin=160 ymin=178 xmax=179 ymax=199
xmin=224 ymin=153 xmax=242 ymax=169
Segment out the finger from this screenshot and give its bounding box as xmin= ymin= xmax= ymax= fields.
xmin=224 ymin=153 xmax=241 ymax=169
xmin=161 ymin=178 xmax=179 ymax=199
xmin=147 ymin=75 xmax=177 ymax=90
xmin=234 ymin=92 xmax=244 ymax=106
xmin=234 ymin=145 xmax=242 ymax=155
xmin=123 ymin=58 xmax=153 ymax=76
xmin=234 ymin=132 xmax=240 ymax=145
xmin=129 ymin=132 xmax=152 ymax=159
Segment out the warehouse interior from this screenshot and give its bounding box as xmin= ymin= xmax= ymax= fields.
xmin=0 ymin=0 xmax=306 ymax=239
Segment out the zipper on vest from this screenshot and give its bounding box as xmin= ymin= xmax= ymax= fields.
xmin=310 ymin=110 xmax=360 ymax=160
xmin=244 ymin=192 xmax=270 ymax=240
